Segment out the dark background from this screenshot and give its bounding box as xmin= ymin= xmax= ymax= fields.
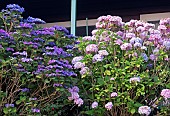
xmin=1 ymin=0 xmax=170 ymax=22
xmin=1 ymin=0 xmax=170 ymax=36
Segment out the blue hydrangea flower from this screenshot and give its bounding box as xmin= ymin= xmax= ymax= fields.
xmin=27 ymin=16 xmax=46 ymax=24
xmin=163 ymin=41 xmax=170 ymax=50
xmin=6 ymin=4 xmax=24 ymax=13
xmin=141 ymin=53 xmax=148 ymax=62
xmin=53 ymin=25 xmax=69 ymax=34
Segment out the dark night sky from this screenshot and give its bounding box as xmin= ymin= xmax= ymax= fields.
xmin=1 ymin=0 xmax=170 ymax=22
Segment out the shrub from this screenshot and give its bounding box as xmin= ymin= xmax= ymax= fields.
xmin=0 ymin=4 xmax=79 ymax=115
xmin=73 ymin=15 xmax=170 ymax=116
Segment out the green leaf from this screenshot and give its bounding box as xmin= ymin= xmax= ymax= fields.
xmin=3 ymin=108 xmax=8 ymax=114
xmin=16 ymin=100 xmax=21 ymax=105
xmin=97 ymin=78 xmax=104 ymax=85
xmin=20 ymin=96 xmax=26 ymax=101
xmin=130 ymin=108 xmax=136 ymax=114
xmin=104 ymin=70 xmax=111 ymax=76
xmin=36 ymin=75 xmax=42 ymax=78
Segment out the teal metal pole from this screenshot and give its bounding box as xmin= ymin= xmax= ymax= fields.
xmin=71 ymin=0 xmax=77 ymax=36
xmin=86 ymin=18 xmax=88 ymax=36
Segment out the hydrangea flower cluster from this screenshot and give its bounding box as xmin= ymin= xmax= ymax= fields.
xmin=68 ymin=86 xmax=83 ymax=107
xmin=6 ymin=4 xmax=24 ymax=13
xmin=105 ymin=102 xmax=113 ymax=110
xmin=91 ymin=101 xmax=98 ymax=109
xmin=138 ymin=106 xmax=151 ymax=116
xmin=161 ymin=89 xmax=170 ymax=99
xmin=96 ymin=15 xmax=123 ymax=29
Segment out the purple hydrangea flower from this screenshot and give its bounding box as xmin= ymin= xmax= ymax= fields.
xmin=92 ymin=102 xmax=98 ymax=108
xmin=105 ymin=102 xmax=113 ymax=110
xmin=5 ymin=104 xmax=14 ymax=108
xmin=65 ymin=45 xmax=74 ymax=49
xmin=31 ymin=108 xmax=40 ymax=113
xmin=0 ymin=45 xmax=3 ymax=49
xmin=0 ymin=29 xmax=10 ymax=38
xmin=13 ymin=51 xmax=27 ymax=56
xmin=149 ymin=54 xmax=157 ymax=61
xmin=21 ymin=58 xmax=33 ymax=62
xmin=74 ymin=98 xmax=84 ymax=107
xmin=65 ymin=34 xmax=77 ymax=39
xmin=21 ymin=88 xmax=29 ymax=92
xmin=20 ymin=23 xmax=32 ymax=29
xmin=6 ymin=47 xmax=14 ymax=52
xmin=33 ymin=38 xmax=45 ymax=42
xmin=53 ymin=83 xmax=63 ymax=87
xmin=29 ymin=98 xmax=37 ymax=101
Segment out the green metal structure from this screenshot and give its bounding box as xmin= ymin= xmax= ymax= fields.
xmin=71 ymin=0 xmax=77 ymax=36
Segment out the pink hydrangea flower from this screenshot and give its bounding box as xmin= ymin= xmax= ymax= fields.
xmin=161 ymin=89 xmax=170 ymax=99
xmin=68 ymin=86 xmax=79 ymax=93
xmin=130 ymin=77 xmax=140 ymax=83
xmin=92 ymin=29 xmax=98 ymax=35
xmin=136 ymin=26 xmax=145 ymax=33
xmin=110 ymin=77 xmax=115 ymax=80
xmin=74 ymin=62 xmax=85 ymax=69
xmin=92 ymin=54 xmax=104 ymax=62
xmin=120 ymin=43 xmax=132 ymax=50
xmin=86 ymin=44 xmax=98 ymax=54
xmin=105 ymin=102 xmax=113 ymax=110
xmin=114 ymin=39 xmax=123 ymax=45
xmin=98 ymin=50 xmax=109 ymax=56
xmin=158 ymin=25 xmax=167 ymax=31
xmin=68 ymin=92 xmax=79 ymax=100
xmin=80 ymin=67 xmax=90 ymax=75
xmin=92 ymin=101 xmax=98 ymax=108
xmin=74 ymin=98 xmax=84 ymax=107
xmin=72 ymin=56 xmax=84 ymax=64
xmin=138 ymin=106 xmax=151 ymax=116
xmin=126 ymin=33 xmax=135 ymax=39
xmin=82 ymin=36 xmax=95 ymax=41
xmin=111 ymin=92 xmax=118 ymax=97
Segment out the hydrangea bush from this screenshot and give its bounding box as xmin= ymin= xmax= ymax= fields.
xmin=74 ymin=15 xmax=170 ymax=115
xmin=0 ymin=4 xmax=79 ymax=115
